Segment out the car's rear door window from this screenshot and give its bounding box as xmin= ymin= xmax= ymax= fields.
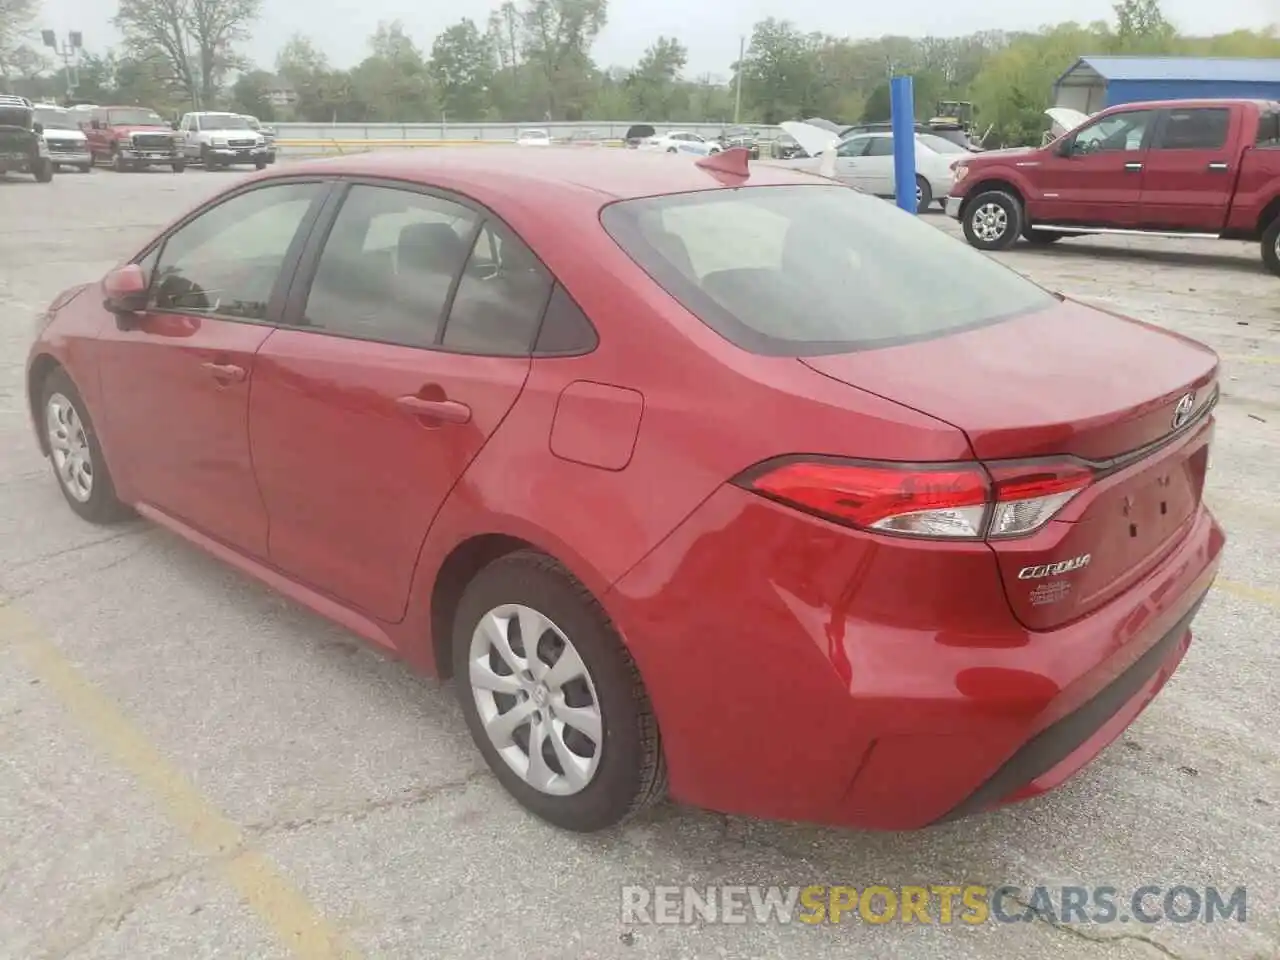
xmin=600 ymin=184 xmax=1055 ymax=356
xmin=300 ymin=184 xmax=478 ymax=347
xmin=440 ymin=220 xmax=554 ymax=356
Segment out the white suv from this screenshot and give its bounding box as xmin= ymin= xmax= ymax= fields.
xmin=178 ymin=112 xmax=269 ymax=170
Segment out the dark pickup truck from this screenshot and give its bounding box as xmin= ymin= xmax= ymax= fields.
xmin=945 ymin=98 xmax=1280 ymax=275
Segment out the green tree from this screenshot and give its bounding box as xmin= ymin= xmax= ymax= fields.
xmin=625 ymin=36 xmax=687 ymax=118
xmin=113 ymin=0 xmax=261 ymax=108
xmin=229 ymin=68 xmax=275 ymax=118
xmin=429 ymin=19 xmax=495 ymax=120
xmin=349 ymin=21 xmax=433 ymax=121
xmin=518 ymin=0 xmax=608 ymax=119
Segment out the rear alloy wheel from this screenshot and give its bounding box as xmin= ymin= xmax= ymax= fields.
xmin=453 ymin=550 xmax=665 ymax=832
xmin=40 ymin=369 xmax=131 ymax=524
xmin=915 ymin=176 xmax=932 ymax=214
xmin=1261 ymin=218 xmax=1280 ymax=277
xmin=962 ymin=190 xmax=1022 ymax=251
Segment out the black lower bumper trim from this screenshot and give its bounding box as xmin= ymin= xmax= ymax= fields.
xmin=934 ymin=591 xmax=1207 ymax=824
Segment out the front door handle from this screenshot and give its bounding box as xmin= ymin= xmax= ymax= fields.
xmin=1124 ymin=161 xmax=1143 ymax=171
xmin=200 ymin=361 xmax=246 ymax=382
xmin=396 ymin=395 xmax=472 ymax=425
xmin=1208 ymin=161 xmax=1229 ymax=171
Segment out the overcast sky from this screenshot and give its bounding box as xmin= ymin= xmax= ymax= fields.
xmin=37 ymin=0 xmax=1279 ymax=79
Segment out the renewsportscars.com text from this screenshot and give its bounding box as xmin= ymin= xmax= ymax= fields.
xmin=621 ymin=884 xmax=1248 ymax=926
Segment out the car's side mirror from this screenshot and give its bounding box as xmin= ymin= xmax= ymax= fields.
xmin=103 ymin=264 xmax=149 ymax=320
xmin=1057 ymin=138 xmax=1075 ymax=158
xmin=90 ymin=119 xmax=101 ymax=130
xmin=32 ymin=121 xmax=43 ymax=136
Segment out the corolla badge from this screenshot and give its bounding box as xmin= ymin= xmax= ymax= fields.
xmin=1171 ymin=392 xmax=1196 ymax=429
xmin=1017 ymin=554 xmax=1091 ymax=580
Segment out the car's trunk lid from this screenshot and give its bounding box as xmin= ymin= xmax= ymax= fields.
xmin=801 ymin=298 xmax=1218 ymax=630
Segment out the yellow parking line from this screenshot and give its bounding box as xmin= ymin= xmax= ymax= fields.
xmin=1215 ymin=579 xmax=1280 ymax=608
xmin=1 ymin=603 xmax=363 ymax=960
xmin=1219 ymin=353 xmax=1280 ymax=366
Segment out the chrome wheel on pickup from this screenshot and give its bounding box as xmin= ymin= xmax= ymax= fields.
xmin=962 ymin=189 xmax=1023 ymax=251
xmin=1262 ymin=217 xmax=1280 ymax=277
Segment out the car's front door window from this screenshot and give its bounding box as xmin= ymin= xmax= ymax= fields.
xmin=1070 ymin=110 xmax=1154 ymax=155
xmin=149 ymin=181 xmax=325 ymax=321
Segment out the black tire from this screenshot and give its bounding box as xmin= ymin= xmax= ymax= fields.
xmin=201 ymin=146 xmax=218 ymax=170
xmin=962 ymin=189 xmax=1022 ymax=250
xmin=915 ymin=175 xmax=932 ymax=214
xmin=666 ymin=147 xmax=677 ymax=153
xmin=38 ymin=368 xmax=132 ymax=524
xmin=172 ymin=161 xmax=185 ymax=173
xmin=78 ymin=163 xmax=91 ymax=173
xmin=111 ymin=149 xmax=129 ymax=173
xmin=33 ymin=159 xmax=53 ymax=182
xmin=452 ymin=550 xmax=666 ymax=832
xmin=1022 ymin=228 xmax=1063 ymax=245
xmin=1261 ymin=218 xmax=1280 ymax=277
xmin=254 ymin=158 xmax=267 ymax=170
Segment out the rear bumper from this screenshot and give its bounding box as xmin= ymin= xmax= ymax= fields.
xmin=607 ymin=485 xmax=1224 ymax=829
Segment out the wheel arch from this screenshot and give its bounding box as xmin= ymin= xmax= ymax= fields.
xmin=1256 ymin=193 xmax=1280 ymax=236
xmin=960 ymin=178 xmax=1026 ymax=220
xmin=26 ymin=352 xmax=63 ymax=456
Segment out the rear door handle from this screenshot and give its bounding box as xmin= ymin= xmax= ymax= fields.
xmin=1124 ymin=161 xmax=1143 ymax=171
xmin=1207 ymin=161 xmax=1229 ymax=171
xmin=396 ymin=395 xmax=471 ymax=425
xmin=200 ymin=361 xmax=246 ymax=382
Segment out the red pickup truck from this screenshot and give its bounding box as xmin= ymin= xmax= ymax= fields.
xmin=946 ymin=98 xmax=1280 ymax=275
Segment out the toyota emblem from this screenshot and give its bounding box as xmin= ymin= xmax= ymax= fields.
xmin=1171 ymin=392 xmax=1195 ymax=429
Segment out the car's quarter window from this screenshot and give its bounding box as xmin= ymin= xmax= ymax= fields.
xmin=865 ymin=137 xmax=895 ymax=157
xmin=1070 ymin=110 xmax=1154 ymax=154
xmin=441 ymin=220 xmax=553 ymax=355
xmin=1153 ymin=108 xmax=1231 ymax=151
xmin=601 ymin=184 xmax=1056 ymax=356
xmin=149 ymin=182 xmax=325 ymax=321
xmin=300 ymin=184 xmax=479 ymax=347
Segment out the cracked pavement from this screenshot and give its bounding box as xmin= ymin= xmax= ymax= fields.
xmin=1 ymin=166 xmax=1278 ymax=960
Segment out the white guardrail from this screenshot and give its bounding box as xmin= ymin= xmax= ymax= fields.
xmin=272 ymin=121 xmax=784 ymax=155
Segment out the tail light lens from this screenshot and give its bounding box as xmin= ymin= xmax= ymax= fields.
xmin=735 ymin=457 xmax=1095 ymax=540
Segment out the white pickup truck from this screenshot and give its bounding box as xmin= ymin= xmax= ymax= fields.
xmin=177 ymin=111 xmax=270 ymax=170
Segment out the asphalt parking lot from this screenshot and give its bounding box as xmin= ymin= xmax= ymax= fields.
xmin=2 ymin=163 xmax=1278 ymax=960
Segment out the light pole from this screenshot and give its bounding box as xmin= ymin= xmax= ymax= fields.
xmin=41 ymin=29 xmax=82 ymax=102
xmin=733 ymin=35 xmax=745 ymax=124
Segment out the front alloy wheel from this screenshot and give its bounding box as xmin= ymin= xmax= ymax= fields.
xmin=39 ymin=368 xmax=131 ymax=524
xmin=46 ymin=392 xmax=94 ymax=504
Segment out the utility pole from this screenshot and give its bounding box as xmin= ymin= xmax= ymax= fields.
xmin=41 ymin=29 xmax=82 ymax=102
xmin=733 ymin=35 xmax=744 ymax=124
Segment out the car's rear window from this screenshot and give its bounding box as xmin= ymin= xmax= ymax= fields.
xmin=599 ymin=184 xmax=1055 ymax=356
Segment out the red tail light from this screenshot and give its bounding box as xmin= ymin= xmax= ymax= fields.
xmin=735 ymin=457 xmax=1096 ymax=540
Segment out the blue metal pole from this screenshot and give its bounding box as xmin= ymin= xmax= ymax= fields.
xmin=890 ymin=75 xmax=917 ymax=214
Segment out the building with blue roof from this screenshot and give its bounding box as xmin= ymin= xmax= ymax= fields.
xmin=1053 ymin=56 xmax=1280 ymax=113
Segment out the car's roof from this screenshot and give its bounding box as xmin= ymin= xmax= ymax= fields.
xmin=289 ymin=146 xmax=829 ymax=202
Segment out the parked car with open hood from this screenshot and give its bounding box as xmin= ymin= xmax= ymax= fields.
xmin=768 ymin=121 xmax=959 ymax=212
xmin=83 ymin=105 xmax=183 ymax=172
xmin=33 ymin=103 xmax=92 ymax=172
xmin=0 ymin=95 xmax=54 ymax=183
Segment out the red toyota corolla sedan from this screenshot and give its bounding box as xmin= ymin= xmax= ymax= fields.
xmin=25 ymin=147 xmax=1224 ymax=832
